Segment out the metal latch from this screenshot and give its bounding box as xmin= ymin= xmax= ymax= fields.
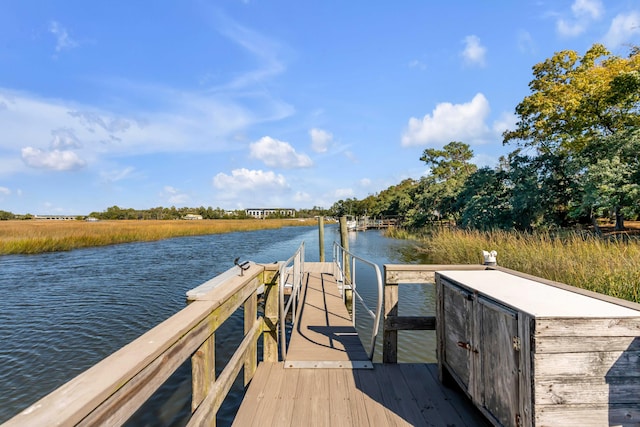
xmin=512 ymin=336 xmax=521 ymax=351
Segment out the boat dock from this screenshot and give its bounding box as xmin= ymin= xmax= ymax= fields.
xmin=5 ymin=240 xmax=640 ymax=426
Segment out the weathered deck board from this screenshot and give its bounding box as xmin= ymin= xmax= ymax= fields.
xmin=234 ymin=362 xmax=489 ymax=426
xmin=284 ymin=262 xmax=371 ymax=368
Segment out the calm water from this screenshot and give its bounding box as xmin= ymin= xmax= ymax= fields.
xmin=0 ymin=225 xmax=433 ymax=425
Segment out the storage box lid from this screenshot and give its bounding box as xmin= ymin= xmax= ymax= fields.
xmin=437 ymin=270 xmax=640 ymax=318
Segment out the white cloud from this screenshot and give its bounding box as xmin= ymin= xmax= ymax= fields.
xmin=0 ymin=186 xmax=10 ymax=195
xmin=408 ymin=59 xmax=427 ymax=71
xmin=250 ymin=136 xmax=313 ymax=169
xmin=100 ymin=167 xmax=135 ymax=183
xmin=492 ymin=112 xmax=518 ymax=135
xmin=49 ymin=21 xmax=79 ymax=52
xmin=50 ymin=128 xmax=82 ymax=149
xmin=461 ymin=35 xmax=487 ymax=67
xmin=21 ymin=147 xmax=86 ymax=171
xmin=401 ymin=93 xmax=491 ymax=147
xmin=572 ymin=0 xmax=603 ymax=19
xmin=309 ymin=128 xmax=333 ymax=153
xmin=293 ymin=191 xmax=311 ymax=202
xmin=334 ymin=188 xmax=354 ymax=199
xmin=603 ymin=12 xmax=640 ymax=48
xmin=557 ymin=0 xmax=603 ymax=37
xmin=359 ymin=178 xmax=371 ymax=187
xmin=517 ymin=30 xmax=536 ymax=54
xmin=212 ymin=168 xmax=289 ymax=191
xmin=163 ymin=186 xmax=189 ymax=204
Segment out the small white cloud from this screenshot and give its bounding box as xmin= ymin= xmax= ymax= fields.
xmin=401 ymin=93 xmax=491 ymax=147
xmin=162 ymin=185 xmax=190 ymax=204
xmin=572 ymin=0 xmax=603 ymax=20
xmin=309 ymin=128 xmax=333 ymax=153
xmin=556 ymin=0 xmax=603 ymax=37
xmin=293 ymin=191 xmax=311 ymax=202
xmin=334 ymin=188 xmax=354 ymax=199
xmin=408 ymin=59 xmax=427 ymax=70
xmin=50 ymin=128 xmax=81 ymax=149
xmin=249 ymin=136 xmax=313 ymax=169
xmin=359 ymin=178 xmax=371 ymax=187
xmin=461 ymin=35 xmax=487 ymax=67
xmin=492 ymin=112 xmax=518 ymax=135
xmin=49 ymin=21 xmax=79 ymax=52
xmin=517 ymin=30 xmax=536 ymax=54
xmin=212 ymin=168 xmax=288 ymax=191
xmin=603 ymin=12 xmax=640 ymax=48
xmin=21 ymin=147 xmax=86 ymax=171
xmin=0 ymin=186 xmax=10 ymax=196
xmin=100 ymin=167 xmax=135 ymax=183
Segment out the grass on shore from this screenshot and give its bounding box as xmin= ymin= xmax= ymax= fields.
xmin=0 ymin=219 xmax=317 ymax=255
xmin=390 ymin=227 xmax=640 ymax=303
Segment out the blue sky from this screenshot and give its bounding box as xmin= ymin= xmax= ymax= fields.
xmin=1 ymin=1 xmax=639 ymax=215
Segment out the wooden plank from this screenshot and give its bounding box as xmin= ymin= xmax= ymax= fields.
xmin=535 ymin=318 xmax=640 ymax=337
xmin=385 ymin=264 xmax=486 ymax=284
xmin=187 ymin=318 xmax=264 ymax=426
xmin=397 ymin=364 xmax=449 ymax=426
xmin=375 ymin=364 xmax=432 ymax=426
xmin=264 ymin=364 xmax=300 ymax=426
xmin=535 ymin=376 xmax=640 ymax=405
xmin=191 ymin=334 xmax=215 ymax=412
xmin=534 ymin=351 xmax=640 ymax=378
xmin=231 ymin=362 xmax=274 ymax=426
xmin=383 ymin=282 xmax=398 ymax=363
xmin=285 ymin=268 xmax=371 ymax=367
xmin=244 ymin=291 xmax=258 ymax=385
xmin=442 ymin=283 xmax=472 ymax=390
xmin=353 ymin=368 xmax=407 ymax=427
xmin=536 ymin=404 xmax=640 ymax=426
xmin=384 ymin=315 xmax=436 ymax=331
xmin=423 ymin=364 xmax=491 ymax=426
xmin=291 ymin=369 xmax=331 ymax=426
xmin=262 ymin=280 xmax=279 ymax=363
xmin=518 ymin=314 xmax=533 ymax=427
xmin=534 ymin=335 xmax=640 ymax=353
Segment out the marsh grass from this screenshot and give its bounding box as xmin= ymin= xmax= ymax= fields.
xmin=0 ymin=219 xmax=317 ymax=255
xmin=409 ymin=228 xmax=640 ymax=303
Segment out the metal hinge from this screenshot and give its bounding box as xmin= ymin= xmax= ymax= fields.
xmin=512 ymin=336 xmax=521 ymax=351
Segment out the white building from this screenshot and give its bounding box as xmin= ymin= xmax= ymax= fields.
xmin=245 ymin=208 xmax=296 ymax=219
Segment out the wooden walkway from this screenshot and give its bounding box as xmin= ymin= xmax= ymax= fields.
xmin=284 ymin=262 xmax=372 ymax=368
xmin=233 ymin=262 xmax=488 ymax=426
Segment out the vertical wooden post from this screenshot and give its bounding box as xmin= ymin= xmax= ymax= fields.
xmin=244 ymin=290 xmax=258 ymax=386
xmin=339 ymin=216 xmax=352 ymax=309
xmin=318 ymin=216 xmax=325 ymax=262
xmin=263 ymin=273 xmax=279 ymax=362
xmin=383 ymin=266 xmax=398 ymax=363
xmin=191 ymin=333 xmax=215 ymax=413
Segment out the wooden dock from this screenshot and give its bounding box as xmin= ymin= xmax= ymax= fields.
xmin=234 ymin=262 xmax=488 ymax=426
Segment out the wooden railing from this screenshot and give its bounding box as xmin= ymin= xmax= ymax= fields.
xmin=4 ymin=262 xmax=281 ymax=426
xmin=382 ymin=264 xmax=487 ymax=363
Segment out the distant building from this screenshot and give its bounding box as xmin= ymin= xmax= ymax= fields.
xmin=33 ymin=215 xmax=78 ymax=220
xmin=183 ymin=214 xmax=203 ymax=220
xmin=245 ymin=208 xmax=296 ymax=219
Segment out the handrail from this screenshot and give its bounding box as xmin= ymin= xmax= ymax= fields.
xmin=279 ymin=241 xmax=305 ymax=360
xmin=332 ymin=242 xmax=383 ymax=360
xmin=4 ymin=262 xmax=279 ymax=426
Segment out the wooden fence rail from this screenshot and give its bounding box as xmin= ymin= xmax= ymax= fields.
xmin=4 ymin=262 xmax=280 ymax=426
xmin=382 ymin=264 xmax=487 ymax=363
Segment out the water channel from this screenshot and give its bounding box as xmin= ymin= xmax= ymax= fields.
xmin=0 ymin=224 xmax=435 ymax=425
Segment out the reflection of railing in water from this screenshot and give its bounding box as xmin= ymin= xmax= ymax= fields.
xmin=332 ymin=241 xmax=383 ymax=360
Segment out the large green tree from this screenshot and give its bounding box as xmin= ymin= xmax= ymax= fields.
xmin=504 ymin=44 xmax=640 ymax=230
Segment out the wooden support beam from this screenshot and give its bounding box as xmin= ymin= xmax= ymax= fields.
xmin=384 ymin=316 xmax=436 ymax=331
xmin=262 ymin=275 xmax=279 ymax=363
xmin=244 ymin=290 xmax=258 ymax=386
xmin=191 ymin=334 xmax=215 ymax=413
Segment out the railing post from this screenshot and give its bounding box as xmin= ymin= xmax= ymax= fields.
xmin=318 ymin=216 xmax=325 ymax=262
xmin=263 ymin=268 xmax=279 ymax=362
xmin=383 ymin=265 xmax=398 ymax=363
xmin=191 ymin=334 xmax=215 ymax=413
xmin=243 ymin=290 xmax=258 ymax=385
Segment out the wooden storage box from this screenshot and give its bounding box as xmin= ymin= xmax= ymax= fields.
xmin=435 ymin=269 xmax=640 ymax=427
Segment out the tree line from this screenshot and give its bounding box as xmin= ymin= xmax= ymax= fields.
xmin=331 ymin=44 xmax=640 ymax=233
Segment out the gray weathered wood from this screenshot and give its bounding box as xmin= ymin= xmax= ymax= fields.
xmin=383 ymin=281 xmax=398 ymax=363
xmin=384 ymin=315 xmax=436 ymax=331
xmin=192 ymin=334 xmax=215 ymax=413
